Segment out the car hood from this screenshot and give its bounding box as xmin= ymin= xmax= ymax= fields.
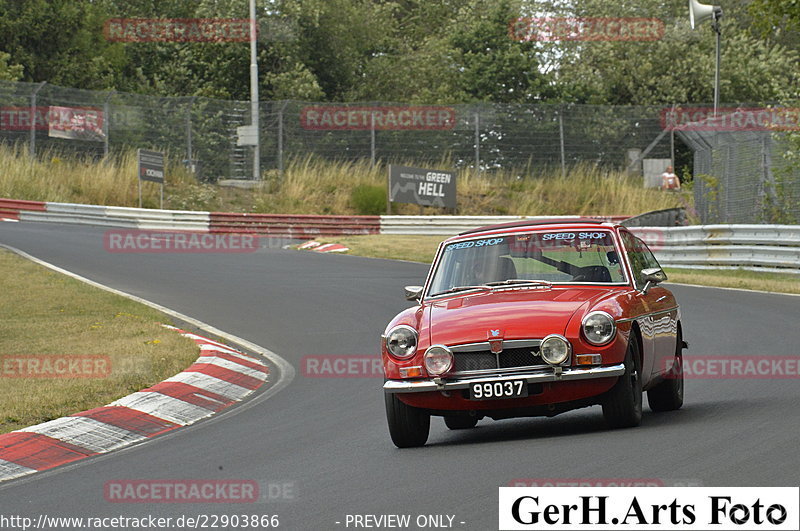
xmin=426 ymin=287 xmax=614 ymax=346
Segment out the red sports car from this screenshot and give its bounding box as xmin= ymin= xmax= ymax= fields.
xmin=382 ymin=219 xmax=686 ymax=447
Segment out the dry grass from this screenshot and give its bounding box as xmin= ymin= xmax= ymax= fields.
xmin=0 ymin=145 xmax=689 ymax=217
xmin=0 ymin=249 xmax=200 ymax=433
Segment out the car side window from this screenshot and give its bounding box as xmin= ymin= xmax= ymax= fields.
xmin=637 ymin=237 xmax=662 ymax=272
xmin=620 ymin=231 xmax=661 ymax=289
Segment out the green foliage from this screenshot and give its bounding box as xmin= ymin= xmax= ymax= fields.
xmin=351 ymin=184 xmax=386 ymax=215
xmin=0 ymin=51 xmax=22 ymax=81
xmin=0 ymin=0 xmax=796 ymax=108
xmin=697 ymin=174 xmax=720 ymax=222
xmin=535 ymin=0 xmax=799 ymax=105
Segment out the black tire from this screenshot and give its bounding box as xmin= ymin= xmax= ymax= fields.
xmin=385 ymin=393 xmax=430 ymax=448
xmin=602 ymin=336 xmax=643 ymax=428
xmin=647 ymin=328 xmax=684 ymax=412
xmin=444 ymin=415 xmax=479 ymax=430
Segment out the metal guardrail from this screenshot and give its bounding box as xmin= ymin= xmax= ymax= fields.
xmin=2 ymin=197 xmax=798 ymax=273
xmin=630 ymin=225 xmax=800 ymax=273
xmin=380 ymin=215 xmax=629 ymax=235
xmin=20 ymin=203 xmax=210 ymax=231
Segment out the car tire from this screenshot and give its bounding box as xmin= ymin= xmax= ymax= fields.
xmin=385 ymin=393 xmax=430 ymax=448
xmin=647 ymin=329 xmax=684 ymax=412
xmin=444 ymin=415 xmax=479 ymax=430
xmin=602 ymin=337 xmax=642 ymax=428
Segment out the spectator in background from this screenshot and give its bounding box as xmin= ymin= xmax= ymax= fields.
xmin=660 ymin=165 xmax=680 ymax=191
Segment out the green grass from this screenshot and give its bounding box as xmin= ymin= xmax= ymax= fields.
xmin=664 ymin=267 xmax=800 ymax=295
xmin=0 ymin=144 xmax=690 ymax=218
xmin=310 ymin=234 xmax=800 ymax=295
xmin=0 ymin=249 xmax=201 ymax=433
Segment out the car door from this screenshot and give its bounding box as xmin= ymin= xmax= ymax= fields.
xmin=619 ymin=230 xmax=679 ymax=382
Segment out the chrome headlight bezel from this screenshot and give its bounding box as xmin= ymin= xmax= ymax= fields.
xmin=540 ymin=334 xmax=572 ymax=366
xmin=385 ymin=325 xmax=419 ymax=359
xmin=423 ymin=345 xmax=454 ymax=376
xmin=582 ymin=310 xmax=617 ymax=346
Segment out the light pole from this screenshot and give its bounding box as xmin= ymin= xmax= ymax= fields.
xmin=249 ymin=0 xmax=260 ymax=180
xmin=689 ymin=0 xmax=723 ymax=116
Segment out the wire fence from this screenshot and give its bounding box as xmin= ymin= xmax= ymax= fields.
xmin=678 ymin=124 xmax=799 ymax=224
xmin=1 ymin=80 xmax=797 ymax=224
xmin=0 ymin=80 xmax=675 ymax=179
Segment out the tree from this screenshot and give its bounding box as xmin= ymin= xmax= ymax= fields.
xmin=524 ymin=0 xmax=800 ymax=105
xmin=0 ymin=0 xmax=125 ymax=89
xmin=0 ymin=51 xmax=23 ymax=81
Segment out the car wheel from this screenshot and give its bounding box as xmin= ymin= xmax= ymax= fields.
xmin=647 ymin=329 xmax=684 ymax=412
xmin=444 ymin=415 xmax=479 ymax=430
xmin=385 ymin=393 xmax=430 ymax=448
xmin=602 ymin=337 xmax=642 ymax=428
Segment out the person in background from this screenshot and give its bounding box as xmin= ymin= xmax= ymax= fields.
xmin=660 ymin=165 xmax=680 ymax=191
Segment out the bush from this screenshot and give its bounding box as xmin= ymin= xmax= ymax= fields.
xmin=351 ymin=184 xmax=386 ymax=215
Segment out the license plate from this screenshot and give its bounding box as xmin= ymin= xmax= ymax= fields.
xmin=468 ymin=380 xmax=528 ymax=400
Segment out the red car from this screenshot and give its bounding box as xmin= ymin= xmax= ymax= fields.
xmin=382 ymin=219 xmax=686 ymax=447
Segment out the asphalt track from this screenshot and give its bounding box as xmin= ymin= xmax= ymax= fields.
xmin=0 ymin=221 xmax=798 ymax=530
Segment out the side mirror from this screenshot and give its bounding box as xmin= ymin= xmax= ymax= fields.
xmin=404 ymin=285 xmax=423 ymax=302
xmin=640 ymin=267 xmax=667 ymax=293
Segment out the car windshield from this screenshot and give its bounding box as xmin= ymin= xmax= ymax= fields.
xmin=428 ymin=230 xmax=627 ymax=296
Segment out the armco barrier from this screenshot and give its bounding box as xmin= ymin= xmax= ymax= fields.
xmin=2 ymin=197 xmax=797 ymax=272
xmin=630 ymin=225 xmax=800 ymax=273
xmin=0 ymin=199 xmax=46 ymax=221
xmin=380 ymin=215 xmax=629 ymax=235
xmin=20 ymin=203 xmax=211 ymax=231
xmin=209 ymin=212 xmax=380 ymax=237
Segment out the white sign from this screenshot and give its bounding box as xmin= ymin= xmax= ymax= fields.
xmin=499 ymin=487 xmax=799 ymax=530
xmin=236 ymin=125 xmax=258 ymax=146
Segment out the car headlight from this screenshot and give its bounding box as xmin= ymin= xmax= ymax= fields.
xmin=385 ymin=325 xmax=418 ymax=359
xmin=582 ymin=311 xmax=616 ymax=345
xmin=540 ymin=335 xmax=571 ymax=365
xmin=424 ymin=345 xmax=453 ymax=375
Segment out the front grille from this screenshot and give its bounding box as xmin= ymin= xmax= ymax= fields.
xmin=452 ymin=346 xmax=547 ymax=374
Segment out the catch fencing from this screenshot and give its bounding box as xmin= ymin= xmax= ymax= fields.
xmin=676 ymin=111 xmax=799 ymax=225
xmin=0 ymin=80 xmax=676 ymax=180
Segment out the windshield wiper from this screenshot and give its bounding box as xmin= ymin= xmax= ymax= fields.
xmin=431 ymin=284 xmax=491 ymax=296
xmin=484 ymin=279 xmax=553 ymax=288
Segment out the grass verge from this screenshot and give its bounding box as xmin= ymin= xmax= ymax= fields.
xmin=311 ymin=234 xmax=800 ymax=295
xmin=0 ymin=144 xmax=690 ymax=218
xmin=663 ymin=267 xmax=800 ymax=295
xmin=0 ymin=249 xmax=200 ymax=433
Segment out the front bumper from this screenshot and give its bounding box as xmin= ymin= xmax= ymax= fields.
xmin=383 ymin=363 xmax=625 ymax=394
